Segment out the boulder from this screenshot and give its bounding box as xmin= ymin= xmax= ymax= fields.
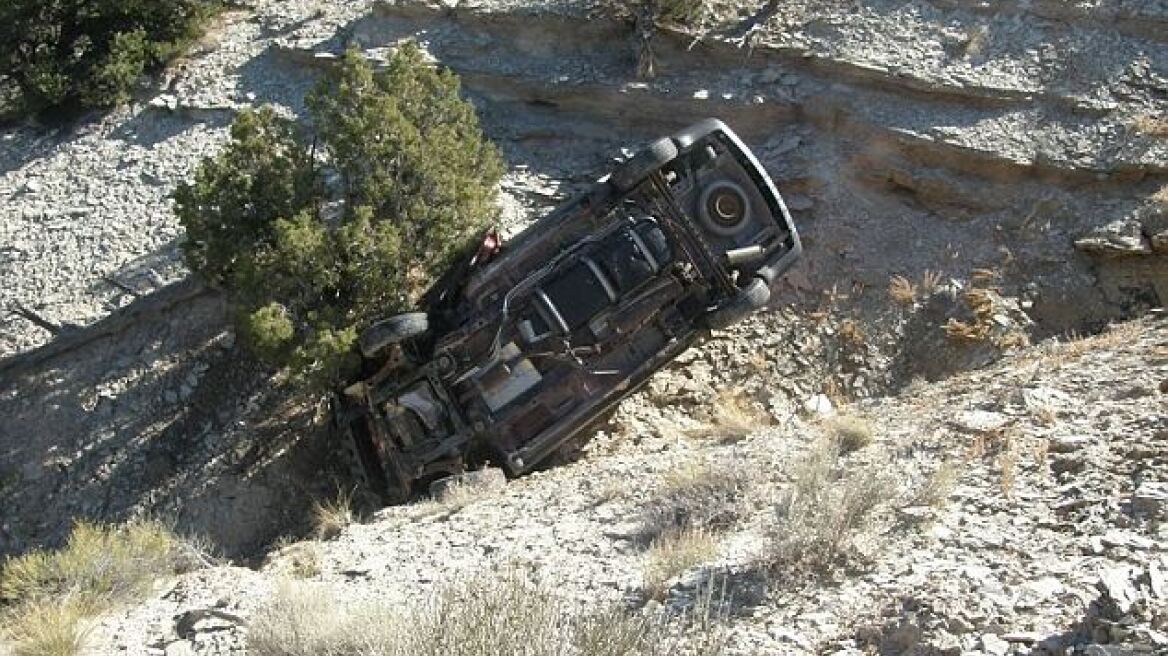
xmin=1133 ymin=482 xmax=1168 ymax=519
xmin=1074 ymin=218 xmax=1152 ymax=257
xmin=1137 ymin=200 xmax=1168 ymax=253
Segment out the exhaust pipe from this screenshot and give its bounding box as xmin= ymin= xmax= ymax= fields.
xmin=724 ymin=244 xmax=766 ymax=266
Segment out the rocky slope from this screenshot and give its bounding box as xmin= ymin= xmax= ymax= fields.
xmin=1 ymin=0 xmax=1167 ymax=653
xmin=76 ymin=316 xmax=1168 ymax=655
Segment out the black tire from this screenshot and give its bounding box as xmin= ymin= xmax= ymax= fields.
xmin=670 ymin=118 xmax=726 ymax=151
xmin=698 ymin=181 xmax=752 ymax=237
xmin=610 ymin=137 xmax=679 ymax=192
xmin=702 ymin=277 xmax=771 ymax=330
xmin=358 ymin=312 xmax=429 ymax=358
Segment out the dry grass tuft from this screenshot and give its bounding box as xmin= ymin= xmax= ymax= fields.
xmin=1039 ymin=322 xmax=1144 ymax=365
xmin=591 ymin=479 xmax=626 ymax=507
xmin=966 ymin=428 xmax=1019 ymax=499
xmin=970 ymin=267 xmax=1001 ymax=286
xmin=640 ymin=462 xmax=752 ymax=542
xmin=658 ymin=0 xmax=709 ymax=25
xmin=1033 ymin=439 xmax=1050 ymax=479
xmin=944 ymin=287 xmax=1029 ymax=349
xmin=920 ymin=270 xmax=943 ymax=297
xmin=406 ymin=473 xmax=503 ymax=520
xmin=1132 ymin=114 xmax=1168 ymax=137
xmin=1031 ymin=403 xmax=1058 ymax=427
xmin=764 ymin=439 xmax=898 ymax=575
xmin=427 ymin=480 xmax=482 ymax=513
xmin=967 ymin=426 xmax=1013 ymax=460
xmin=944 ymin=318 xmax=987 ymax=342
xmin=687 ymin=389 xmax=770 ymax=443
xmin=0 ymin=520 xmax=196 ymax=605
xmin=250 ymin=574 xmax=725 ymax=656
xmin=913 ymin=461 xmax=960 ymax=508
xmin=0 ymin=598 xmax=95 ymax=656
xmin=888 ymin=270 xmax=946 ymax=305
xmin=998 ymin=440 xmax=1018 ymax=499
xmin=944 ymin=288 xmax=995 ymax=342
xmin=838 ymin=319 xmax=866 ymax=348
xmin=248 ymin=581 xmax=387 ymax=656
xmin=289 ymin=543 xmax=322 ymax=579
xmin=312 ymin=489 xmax=355 ymax=541
xmin=996 ymin=330 xmax=1030 ymax=350
xmin=643 ymin=528 xmax=718 ymax=601
xmin=0 ymin=520 xmax=202 ymax=656
xmin=888 ymin=275 xmax=917 ymax=306
xmin=962 ymin=24 xmax=989 ymax=57
xmin=825 ymin=414 xmax=874 ymax=454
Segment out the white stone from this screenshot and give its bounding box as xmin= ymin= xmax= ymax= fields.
xmin=802 ymin=393 xmax=834 ymax=416
xmin=955 ymin=410 xmax=1009 ymax=433
xmin=980 ymin=633 xmax=1010 ymax=656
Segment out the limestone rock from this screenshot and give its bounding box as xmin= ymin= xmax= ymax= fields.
xmin=1075 ymin=218 xmax=1153 ymax=257
xmin=980 ymin=633 xmax=1010 ymax=656
xmin=802 ymin=393 xmax=834 ymax=417
xmin=1098 ymin=566 xmax=1140 ymax=616
xmin=164 ymin=641 xmax=195 ymax=656
xmin=1133 ymin=482 xmax=1168 ymax=519
xmin=1136 ymin=199 xmax=1168 ymax=254
xmin=954 ymin=409 xmax=1009 ymax=434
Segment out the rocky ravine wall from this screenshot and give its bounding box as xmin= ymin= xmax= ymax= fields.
xmin=1 ymin=0 xmax=1165 ymax=558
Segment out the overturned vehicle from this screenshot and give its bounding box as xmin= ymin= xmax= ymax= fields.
xmin=332 ymin=119 xmax=802 ymax=504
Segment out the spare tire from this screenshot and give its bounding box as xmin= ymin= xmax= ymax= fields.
xmin=698 ymin=181 xmax=752 ymax=237
xmin=610 ymin=137 xmax=679 ymax=192
xmin=358 ymin=312 xmax=429 ymax=358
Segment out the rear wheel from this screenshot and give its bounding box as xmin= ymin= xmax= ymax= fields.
xmin=702 ymin=277 xmax=771 ymax=330
xmin=610 ymin=137 xmax=678 ymax=192
xmin=358 ymin=312 xmax=429 ymax=358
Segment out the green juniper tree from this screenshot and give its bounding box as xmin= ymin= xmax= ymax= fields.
xmin=0 ymin=0 xmax=217 ymax=119
xmin=176 ymin=44 xmax=504 ymax=388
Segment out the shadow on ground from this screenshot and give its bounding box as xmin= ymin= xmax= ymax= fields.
xmin=0 ymin=280 xmax=343 ymax=560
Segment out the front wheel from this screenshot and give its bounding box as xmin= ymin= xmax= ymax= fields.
xmin=358 ymin=312 xmax=429 ymax=358
xmin=610 ymin=137 xmax=679 ymax=192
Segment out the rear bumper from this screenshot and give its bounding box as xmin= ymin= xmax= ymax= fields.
xmin=673 ymin=118 xmax=804 ymax=306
